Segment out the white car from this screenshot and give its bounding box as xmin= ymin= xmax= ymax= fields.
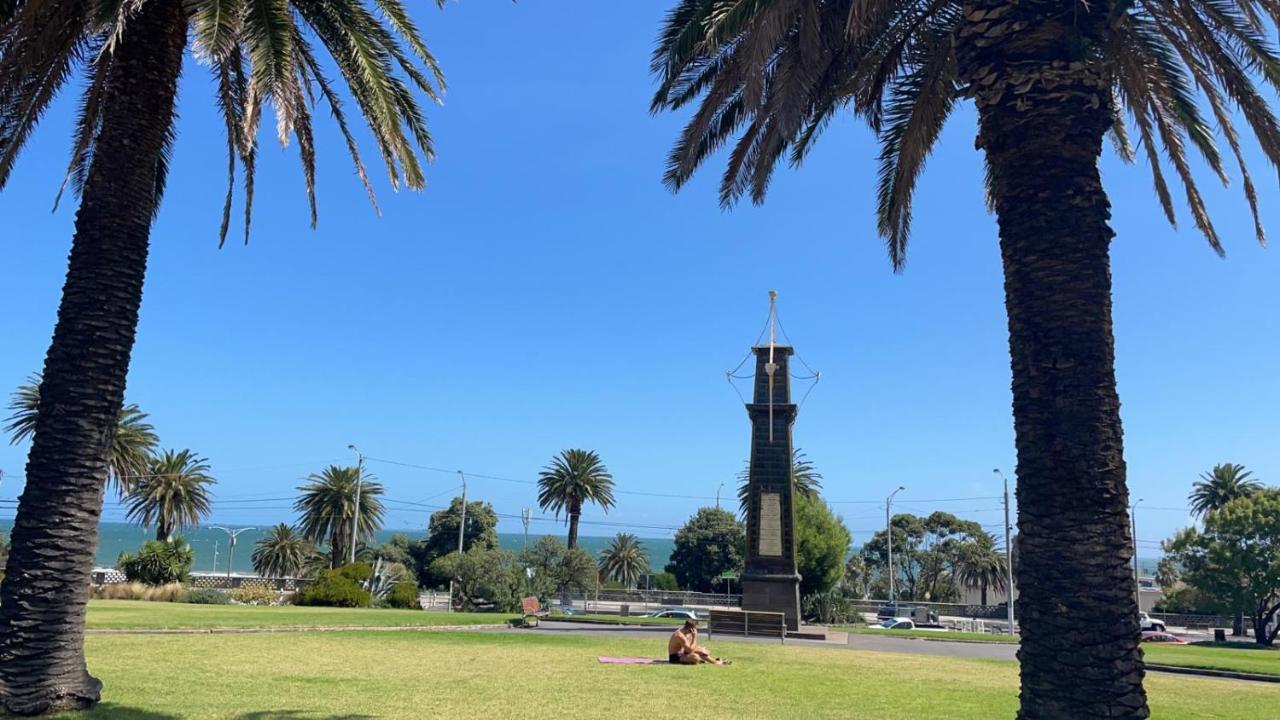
xmin=648 ymin=608 xmax=698 ymax=620
xmin=1138 ymin=612 xmax=1166 ymax=633
xmin=869 ymin=617 xmax=948 ymax=632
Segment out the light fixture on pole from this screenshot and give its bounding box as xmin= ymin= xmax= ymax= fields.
xmin=347 ymin=444 xmax=364 ymax=565
xmin=210 ymin=526 xmax=256 ymax=577
xmin=886 ymin=486 xmax=905 ymax=605
xmin=1131 ymin=498 xmax=1144 ymax=611
xmin=993 ymin=468 xmax=1016 ymax=635
xmin=716 ymin=482 xmax=725 ymax=509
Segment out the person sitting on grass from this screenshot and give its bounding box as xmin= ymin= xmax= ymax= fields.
xmin=667 ymin=618 xmax=730 ymax=665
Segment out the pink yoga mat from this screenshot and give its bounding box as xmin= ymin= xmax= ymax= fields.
xmin=597 ymin=656 xmax=663 ymax=665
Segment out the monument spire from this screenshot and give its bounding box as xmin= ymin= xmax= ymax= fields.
xmin=740 ymin=290 xmax=801 ymax=630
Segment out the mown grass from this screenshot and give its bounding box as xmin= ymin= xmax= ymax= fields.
xmin=841 ymin=626 xmax=1019 ymax=643
xmin=59 ymin=631 xmax=1273 ymax=719
xmin=544 ymin=613 xmax=687 ymax=626
xmin=1144 ymin=642 xmax=1280 ymax=676
xmin=85 ymin=599 xmax=512 ymax=630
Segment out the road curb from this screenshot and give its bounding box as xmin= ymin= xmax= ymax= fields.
xmin=87 ymin=623 xmax=509 ymax=636
xmin=1143 ymin=663 xmax=1280 ymax=683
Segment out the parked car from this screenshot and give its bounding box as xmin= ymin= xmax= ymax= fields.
xmin=647 ymin=608 xmax=698 ymax=620
xmin=1139 ymin=612 xmax=1166 ymax=633
xmin=1140 ymin=631 xmax=1187 ymax=644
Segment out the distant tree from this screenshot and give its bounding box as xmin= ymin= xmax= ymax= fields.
xmin=537 ymin=449 xmax=616 ymax=549
xmin=430 ymin=547 xmax=522 ymax=612
xmin=519 ymin=536 xmax=598 ymax=597
xmin=251 ymin=524 xmax=312 ymax=579
xmin=955 ymin=532 xmax=1009 ymax=606
xmin=414 ymin=498 xmax=499 ymax=587
xmin=597 ymin=533 xmax=650 ymax=589
xmin=1189 ymin=464 xmax=1263 ymax=519
xmin=737 ymin=448 xmax=823 ymax=517
xmin=1163 ymin=491 xmax=1280 ymax=646
xmin=124 ymin=450 xmax=215 ymax=541
xmin=795 ymin=494 xmax=850 ymax=597
xmin=666 ymin=508 xmax=744 ymax=592
xmin=842 ymin=555 xmax=870 ymax=599
xmin=652 ymin=572 xmax=680 ymax=591
xmin=295 ymin=465 xmax=385 ymax=569
xmin=5 ymin=374 xmax=158 ymax=497
xmin=862 ymin=512 xmax=983 ymax=602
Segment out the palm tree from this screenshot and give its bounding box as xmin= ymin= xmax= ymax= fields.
xmin=124 ymin=450 xmax=216 ymax=542
xmin=295 ymin=465 xmax=385 ymax=569
xmin=0 ymin=0 xmax=442 ymax=712
xmin=5 ymin=374 xmax=158 ymax=496
xmin=597 ymin=533 xmax=650 ymax=589
xmin=1189 ymin=464 xmax=1263 ymax=518
xmin=251 ymin=524 xmax=312 ymax=579
xmin=955 ymin=533 xmax=1009 ymax=606
xmin=537 ymin=449 xmax=616 ymax=550
xmin=650 ymin=3 xmax=1280 ymax=715
xmin=737 ymin=448 xmax=823 ymax=516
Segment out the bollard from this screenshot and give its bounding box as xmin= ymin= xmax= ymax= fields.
xmin=1214 ymin=628 xmax=1226 ymax=643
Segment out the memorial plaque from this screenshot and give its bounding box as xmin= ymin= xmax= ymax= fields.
xmin=758 ymin=493 xmax=782 ymax=557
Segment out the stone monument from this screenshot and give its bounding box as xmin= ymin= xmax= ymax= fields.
xmin=740 ymin=292 xmax=802 ymax=630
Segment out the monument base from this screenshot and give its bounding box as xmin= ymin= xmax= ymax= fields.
xmin=741 ymin=572 xmax=801 ymax=631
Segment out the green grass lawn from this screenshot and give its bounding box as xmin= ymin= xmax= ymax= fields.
xmin=841 ymin=626 xmax=1019 ymax=643
xmin=61 ymin=630 xmax=1273 ymax=719
xmin=1144 ymin=642 xmax=1280 ymax=676
xmin=543 ymin=613 xmax=687 ymax=626
xmin=85 ymin=600 xmax=512 ymax=630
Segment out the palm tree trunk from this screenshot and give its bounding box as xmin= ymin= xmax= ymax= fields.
xmin=157 ymin=520 xmax=170 ymax=543
xmin=567 ymin=503 xmax=581 ymax=550
xmin=0 ymin=1 xmax=186 ymax=714
xmin=959 ymin=3 xmax=1147 ymax=716
xmin=980 ymin=581 xmax=988 ymax=608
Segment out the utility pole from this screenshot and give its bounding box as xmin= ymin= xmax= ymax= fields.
xmin=347 ymin=444 xmax=363 ymax=565
xmin=716 ymin=482 xmax=725 ymax=509
xmin=1131 ymin=498 xmax=1144 ymax=612
xmin=212 ymin=540 xmax=219 ymax=573
xmin=886 ymin=486 xmax=905 ymax=605
xmin=521 ymin=507 xmax=532 ymax=553
xmin=993 ymin=469 xmax=1016 ymax=635
xmin=449 ymin=470 xmax=467 ymax=613
xmin=210 ymin=527 xmax=255 ymax=577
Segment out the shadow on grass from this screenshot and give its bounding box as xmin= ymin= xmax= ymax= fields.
xmin=75 ymin=704 xmax=180 ymax=719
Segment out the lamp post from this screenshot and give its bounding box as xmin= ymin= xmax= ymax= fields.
xmin=1131 ymin=498 xmax=1144 ymax=611
xmin=347 ymin=444 xmax=363 ymax=565
xmin=886 ymin=486 xmax=905 ymax=605
xmin=993 ymin=469 xmax=1016 ymax=635
xmin=210 ymin=526 xmax=255 ymax=577
xmin=716 ymin=482 xmax=725 ymax=509
xmin=449 ymin=469 xmax=467 ymax=613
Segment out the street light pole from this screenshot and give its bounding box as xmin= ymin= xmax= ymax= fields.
xmin=993 ymin=469 xmax=1016 ymax=635
xmin=449 ymin=470 xmax=467 ymax=613
xmin=716 ymin=482 xmax=725 ymax=510
xmin=210 ymin=526 xmax=256 ymax=577
xmin=886 ymin=486 xmax=905 ymax=605
xmin=347 ymin=444 xmax=363 ymax=566
xmin=521 ymin=507 xmax=532 ymax=553
xmin=1131 ymin=498 xmax=1144 ymax=611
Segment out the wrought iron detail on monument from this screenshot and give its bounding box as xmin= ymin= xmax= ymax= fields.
xmin=741 ymin=293 xmax=801 ymax=630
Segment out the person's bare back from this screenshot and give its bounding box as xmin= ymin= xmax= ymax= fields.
xmin=667 ymin=619 xmax=729 ymax=665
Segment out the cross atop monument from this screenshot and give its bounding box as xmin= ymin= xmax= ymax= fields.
xmin=740 ymin=290 xmax=802 ymax=630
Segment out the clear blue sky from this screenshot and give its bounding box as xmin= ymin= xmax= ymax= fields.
xmin=2 ymin=2 xmax=1276 ymax=557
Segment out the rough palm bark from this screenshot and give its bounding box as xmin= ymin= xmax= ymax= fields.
xmin=0 ymin=0 xmax=187 ymax=714
xmin=958 ymin=0 xmax=1148 ymax=716
xmin=566 ymin=500 xmax=581 ymax=550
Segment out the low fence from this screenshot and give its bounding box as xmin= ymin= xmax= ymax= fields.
xmin=91 ymin=569 xmax=310 ymax=592
xmin=851 ymin=599 xmax=1010 ymax=621
xmin=1147 ymin=611 xmax=1234 ymax=630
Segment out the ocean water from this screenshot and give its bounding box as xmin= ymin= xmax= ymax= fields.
xmin=0 ymin=521 xmax=676 ymax=576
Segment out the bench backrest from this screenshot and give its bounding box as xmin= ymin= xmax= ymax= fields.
xmin=520 ymin=596 xmax=541 ymax=615
xmin=708 ymin=609 xmax=787 ymax=642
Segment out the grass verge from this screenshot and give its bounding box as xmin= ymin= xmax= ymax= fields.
xmin=841 ymin=627 xmax=1019 ymax=643
xmin=1144 ymin=642 xmax=1279 ymax=677
xmin=86 ymin=599 xmax=511 ymax=630
xmin=59 ymin=630 xmax=1274 ymax=719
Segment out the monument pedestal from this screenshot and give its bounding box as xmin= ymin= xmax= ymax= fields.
xmin=740 ymin=573 xmax=801 ymax=631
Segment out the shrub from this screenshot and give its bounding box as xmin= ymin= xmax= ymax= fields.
xmin=142 ymin=582 xmax=187 ymax=602
xmin=118 ymin=538 xmax=195 ymax=586
xmin=93 ymin=582 xmax=148 ymax=600
xmin=386 ymin=581 xmax=421 ymax=610
xmin=652 ymin=572 xmax=679 ymax=591
xmin=298 ymin=566 xmax=371 ymax=608
xmin=230 ymin=585 xmax=277 ymax=606
xmin=184 ymin=588 xmax=232 ymax=605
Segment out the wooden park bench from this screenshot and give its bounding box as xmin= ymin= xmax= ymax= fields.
xmin=707 ymin=609 xmax=786 ymax=644
xmin=520 ymin=596 xmax=549 ymax=628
